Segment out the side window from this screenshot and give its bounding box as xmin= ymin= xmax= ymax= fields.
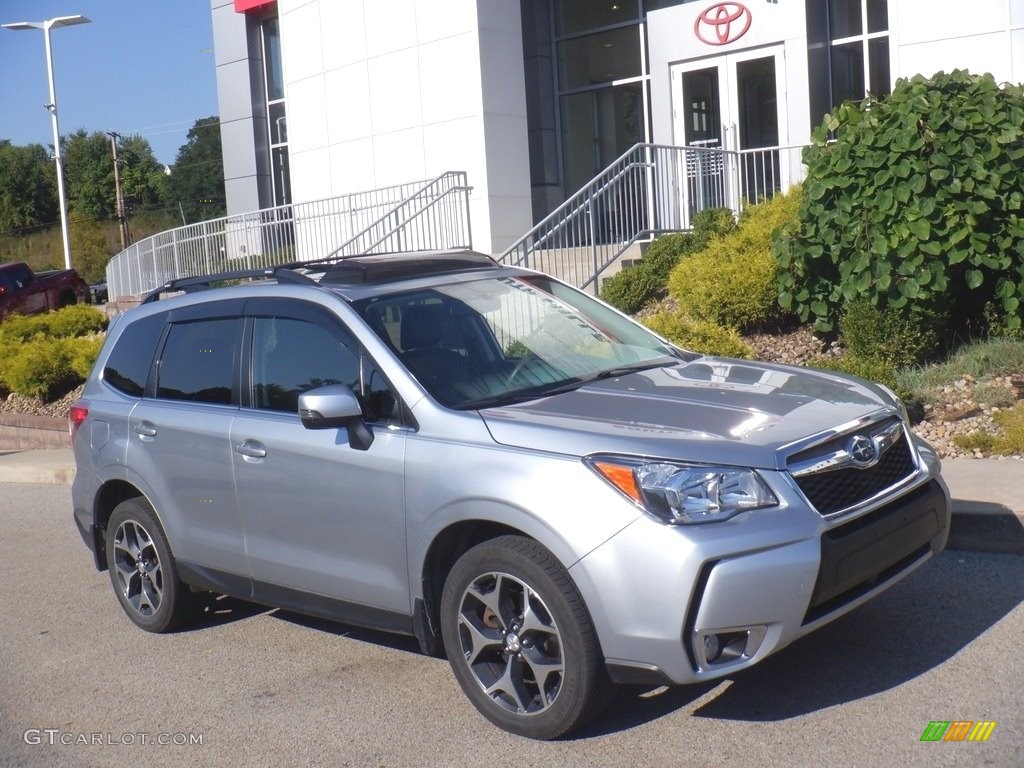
xmin=156 ymin=318 xmax=242 ymax=405
xmin=251 ymin=317 xmax=358 ymax=413
xmin=10 ymin=265 xmax=32 ymax=289
xmin=103 ymin=312 xmax=166 ymax=397
xmin=250 ymin=316 xmax=400 ymax=422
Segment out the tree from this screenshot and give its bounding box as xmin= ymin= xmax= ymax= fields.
xmin=69 ymin=216 xmax=111 ymax=284
xmin=62 ymin=129 xmax=165 ymax=221
xmin=0 ymin=140 xmax=57 ymax=234
xmin=164 ymin=117 xmax=225 ymax=223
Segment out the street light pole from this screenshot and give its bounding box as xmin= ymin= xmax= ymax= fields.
xmin=2 ymin=15 xmax=91 ymax=271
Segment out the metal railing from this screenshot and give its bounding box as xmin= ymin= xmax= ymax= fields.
xmin=329 ymin=171 xmax=472 ymax=257
xmin=106 ymin=172 xmax=473 ymax=300
xmin=501 ymin=142 xmax=808 ymax=292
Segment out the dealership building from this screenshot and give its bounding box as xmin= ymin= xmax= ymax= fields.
xmin=210 ymin=0 xmax=1024 ymax=255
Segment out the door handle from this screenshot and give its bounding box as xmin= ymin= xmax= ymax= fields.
xmin=234 ymin=440 xmax=267 ymax=459
xmin=135 ymin=420 xmax=157 ymax=439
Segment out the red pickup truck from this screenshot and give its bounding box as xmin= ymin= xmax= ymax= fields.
xmin=0 ymin=262 xmax=88 ymax=320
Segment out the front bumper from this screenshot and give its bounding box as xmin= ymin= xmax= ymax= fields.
xmin=570 ymin=472 xmax=951 ymax=686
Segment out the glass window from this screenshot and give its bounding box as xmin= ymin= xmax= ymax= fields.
xmin=828 ymin=0 xmax=863 ymax=38
xmin=557 ymin=27 xmax=641 ymax=90
xmin=156 ymin=318 xmax=242 ymax=405
xmin=269 ymin=102 xmax=287 ymax=145
xmin=271 ymin=147 xmax=291 ymax=207
xmin=103 ymin=312 xmax=166 ymax=397
xmin=250 ymin=317 xmax=398 ymax=421
xmin=355 ymin=276 xmax=678 ymax=409
xmin=866 ymin=0 xmax=888 ymax=33
xmin=556 ymin=0 xmax=639 ymax=36
xmin=868 ymin=37 xmax=890 ymax=97
xmin=262 ymin=17 xmax=283 ymax=101
xmin=560 ymin=83 xmax=643 ymax=194
xmin=251 ymin=317 xmax=358 ymax=413
xmin=830 ymin=41 xmax=865 ymax=105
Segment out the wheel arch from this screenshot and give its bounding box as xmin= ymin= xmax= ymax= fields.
xmin=91 ymin=479 xmax=154 ymax=571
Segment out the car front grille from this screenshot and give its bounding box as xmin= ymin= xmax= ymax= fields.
xmin=788 ymin=416 xmax=918 ymax=516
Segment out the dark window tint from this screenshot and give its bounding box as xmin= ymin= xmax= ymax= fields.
xmin=8 ymin=264 xmax=32 ymax=289
xmin=103 ymin=312 xmax=166 ymax=397
xmin=868 ymin=36 xmax=890 ymax=97
xmin=251 ymin=317 xmax=358 ymax=412
xmin=156 ymin=318 xmax=241 ymax=405
xmin=251 ymin=316 xmax=400 ymax=421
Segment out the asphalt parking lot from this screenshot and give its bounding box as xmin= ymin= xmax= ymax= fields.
xmin=2 ymin=483 xmax=1021 ymax=768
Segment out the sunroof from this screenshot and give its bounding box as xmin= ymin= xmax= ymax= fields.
xmin=318 ymin=251 xmax=499 ymax=285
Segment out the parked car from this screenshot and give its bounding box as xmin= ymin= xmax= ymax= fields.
xmin=89 ymin=281 xmax=109 ymax=305
xmin=0 ymin=261 xmax=87 ymax=320
xmin=70 ymin=250 xmax=951 ymax=739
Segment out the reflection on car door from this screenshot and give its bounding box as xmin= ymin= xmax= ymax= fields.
xmin=231 ymin=300 xmax=410 ymax=619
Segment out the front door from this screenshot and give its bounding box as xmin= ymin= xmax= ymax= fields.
xmin=672 ymin=46 xmax=786 ymax=217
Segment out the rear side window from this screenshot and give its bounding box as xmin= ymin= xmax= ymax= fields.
xmin=103 ymin=312 xmax=166 ymax=396
xmin=156 ymin=318 xmax=242 ymax=405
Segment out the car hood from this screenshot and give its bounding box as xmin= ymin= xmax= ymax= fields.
xmin=479 ymin=358 xmax=895 ymax=470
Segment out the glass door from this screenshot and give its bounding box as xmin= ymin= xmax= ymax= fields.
xmin=672 ymin=46 xmax=786 ymax=217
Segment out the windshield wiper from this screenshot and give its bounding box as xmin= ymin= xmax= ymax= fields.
xmin=458 ymin=358 xmax=677 ymax=410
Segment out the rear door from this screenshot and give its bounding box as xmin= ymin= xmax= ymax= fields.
xmin=230 ymin=298 xmax=411 ymax=619
xmin=128 ymin=300 xmax=248 ymax=581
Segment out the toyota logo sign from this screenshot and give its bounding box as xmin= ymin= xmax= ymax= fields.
xmin=694 ymin=2 xmax=752 ymax=46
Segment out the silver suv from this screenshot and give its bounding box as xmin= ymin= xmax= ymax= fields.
xmin=71 ymin=250 xmax=951 ymax=739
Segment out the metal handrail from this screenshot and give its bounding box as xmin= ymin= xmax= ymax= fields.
xmin=106 ymin=172 xmax=474 ymax=300
xmin=500 ymin=142 xmax=808 ymax=293
xmin=329 ymin=171 xmax=471 ymax=258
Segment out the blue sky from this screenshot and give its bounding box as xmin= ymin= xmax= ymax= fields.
xmin=0 ymin=0 xmax=218 ymax=165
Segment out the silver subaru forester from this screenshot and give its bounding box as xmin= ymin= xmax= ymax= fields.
xmin=71 ymin=250 xmax=951 ymax=739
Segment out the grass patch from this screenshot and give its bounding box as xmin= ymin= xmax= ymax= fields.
xmin=896 ymin=338 xmax=1024 ymax=399
xmin=953 ymin=404 xmax=1024 ymax=455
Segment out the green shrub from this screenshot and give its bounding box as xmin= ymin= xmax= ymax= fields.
xmin=0 ymin=306 xmax=106 ymax=399
xmin=600 ymin=208 xmax=736 ymax=314
xmin=0 ymin=304 xmax=107 ymax=343
xmin=0 ymin=337 xmax=77 ymax=399
xmin=839 ymin=299 xmax=941 ymax=368
xmin=642 ymin=310 xmax=754 ymax=359
xmin=69 ymin=335 xmax=104 ymax=380
xmin=668 ymin=189 xmax=801 ymax=331
xmin=776 ymin=70 xmax=1024 ymax=337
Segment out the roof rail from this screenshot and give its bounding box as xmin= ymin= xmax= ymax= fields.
xmin=140 ymin=265 xmax=317 ymax=304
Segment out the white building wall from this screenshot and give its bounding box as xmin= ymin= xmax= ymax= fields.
xmin=891 ymin=0 xmax=1024 ymax=85
xmin=277 ymin=0 xmax=532 ymax=255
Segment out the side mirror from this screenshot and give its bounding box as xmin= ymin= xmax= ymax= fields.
xmin=297 ymin=384 xmax=373 ymax=449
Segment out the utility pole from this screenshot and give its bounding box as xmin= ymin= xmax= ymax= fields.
xmin=107 ymin=131 xmax=130 ymax=249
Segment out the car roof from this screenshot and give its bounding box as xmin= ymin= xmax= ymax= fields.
xmin=141 ymin=249 xmax=518 ymax=305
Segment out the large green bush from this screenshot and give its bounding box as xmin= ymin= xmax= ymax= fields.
xmin=776 ymin=70 xmax=1024 ymax=336
xmin=0 ymin=305 xmax=107 ymax=399
xmin=600 ymin=208 xmax=735 ymax=314
xmin=668 ymin=188 xmax=801 ymax=331
xmin=642 ymin=310 xmax=754 ymax=359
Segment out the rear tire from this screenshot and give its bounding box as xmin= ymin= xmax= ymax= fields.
xmin=104 ymin=497 xmax=199 ymax=633
xmin=440 ymin=535 xmax=615 ymax=739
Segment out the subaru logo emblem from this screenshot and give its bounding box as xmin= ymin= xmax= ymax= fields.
xmin=848 ymin=435 xmax=878 ymax=467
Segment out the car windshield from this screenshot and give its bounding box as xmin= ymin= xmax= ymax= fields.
xmin=354 ymin=274 xmax=681 ymax=409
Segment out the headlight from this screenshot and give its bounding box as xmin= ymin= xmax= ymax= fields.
xmin=586 ymin=456 xmax=778 ymax=524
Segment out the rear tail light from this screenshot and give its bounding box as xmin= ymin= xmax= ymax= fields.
xmin=68 ymin=400 xmax=89 ymax=441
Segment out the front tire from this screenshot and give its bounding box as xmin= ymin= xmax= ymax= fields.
xmin=104 ymin=497 xmax=198 ymax=633
xmin=440 ymin=535 xmax=614 ymax=739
